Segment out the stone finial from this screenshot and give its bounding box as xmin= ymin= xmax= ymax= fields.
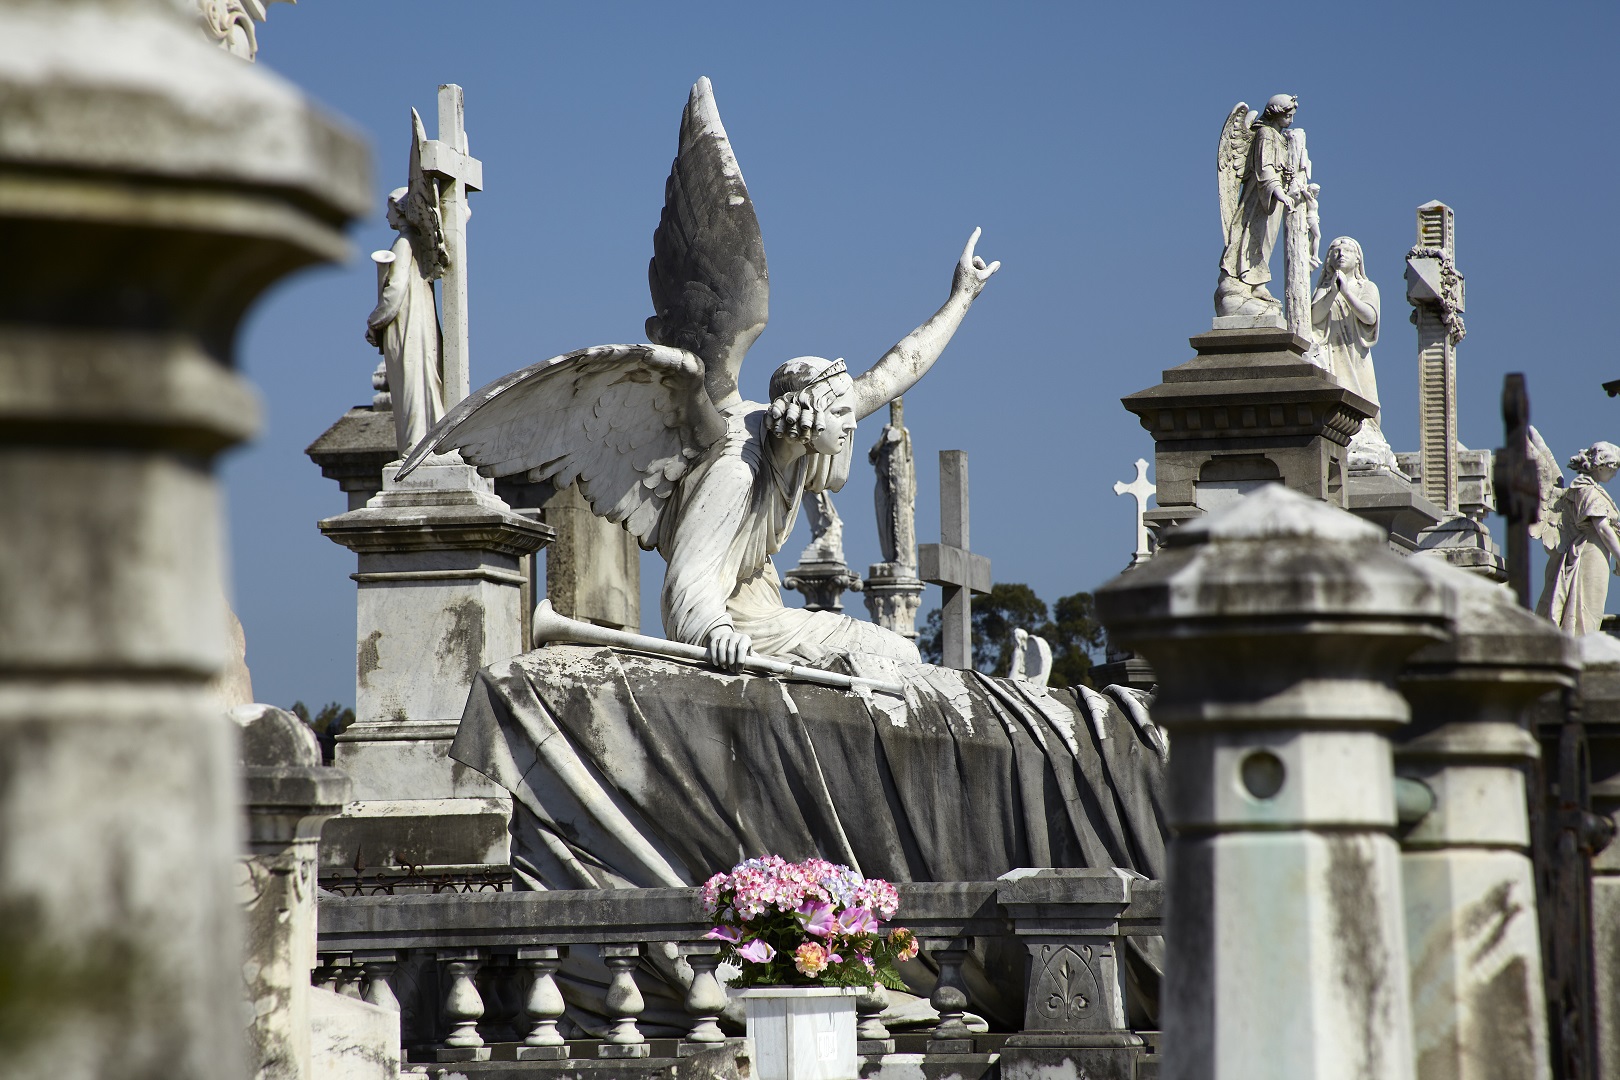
xmin=1097 ymin=484 xmax=1452 ymax=1080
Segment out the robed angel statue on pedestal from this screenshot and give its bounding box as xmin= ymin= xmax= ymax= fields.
xmin=1215 ymin=94 xmax=1319 ymax=324
xmin=399 ymin=78 xmax=998 ymax=673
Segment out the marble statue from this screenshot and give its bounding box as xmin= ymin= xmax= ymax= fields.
xmin=399 ymin=78 xmax=998 ymax=672
xmin=365 ymin=109 xmax=447 ymax=455
xmin=802 ymin=490 xmax=845 ymax=564
xmin=1312 ymin=236 xmax=1397 ymax=469
xmin=1533 ymin=435 xmax=1620 ymax=636
xmin=870 ymin=398 xmax=917 ymax=569
xmin=782 ymin=490 xmax=864 ymax=613
xmin=1009 ymin=627 xmax=1053 ymax=687
xmin=1215 ymin=95 xmax=1313 ymax=320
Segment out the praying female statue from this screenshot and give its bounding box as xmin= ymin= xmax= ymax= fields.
xmin=1537 ymin=441 xmax=1620 ymax=636
xmin=1311 ymin=236 xmax=1396 ymax=469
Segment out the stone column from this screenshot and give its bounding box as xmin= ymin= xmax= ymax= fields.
xmin=1395 ymin=557 xmax=1573 ymax=1080
xmin=996 ymin=868 xmax=1154 ymax=1080
xmin=0 ymin=3 xmax=367 ymax=1077
xmin=1570 ymin=635 xmax=1620 ymax=1080
xmin=236 ymin=707 xmax=352 ymax=1080
xmin=318 ymin=458 xmax=552 ymax=874
xmin=1097 ymin=484 xmax=1451 ymax=1080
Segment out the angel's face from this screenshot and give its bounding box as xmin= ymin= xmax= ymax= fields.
xmin=809 ymin=383 xmax=857 ymax=457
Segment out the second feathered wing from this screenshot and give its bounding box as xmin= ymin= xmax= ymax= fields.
xmin=646 ymin=77 xmax=769 ymax=411
xmin=1528 ymin=425 xmax=1567 ymax=552
xmin=398 ymin=344 xmax=727 ymax=550
xmin=1217 ymin=102 xmax=1257 ymax=242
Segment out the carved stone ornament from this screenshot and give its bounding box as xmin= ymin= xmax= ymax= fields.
xmin=198 ymin=0 xmax=292 ymax=61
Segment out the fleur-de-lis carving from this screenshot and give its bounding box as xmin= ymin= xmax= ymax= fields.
xmin=1035 ymin=944 xmax=1101 ymax=1025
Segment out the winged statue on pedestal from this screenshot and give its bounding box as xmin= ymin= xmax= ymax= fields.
xmin=399 ymin=78 xmax=999 ymax=672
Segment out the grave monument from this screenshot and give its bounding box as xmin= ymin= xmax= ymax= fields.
xmin=318 ymin=86 xmax=552 ymax=883
xmin=864 ymin=398 xmax=928 ymax=638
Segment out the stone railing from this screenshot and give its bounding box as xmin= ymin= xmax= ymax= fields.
xmin=316 ymin=869 xmax=1162 ymax=1075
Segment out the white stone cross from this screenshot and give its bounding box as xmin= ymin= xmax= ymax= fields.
xmin=420 ymin=83 xmax=483 ymax=408
xmin=1113 ymin=458 xmax=1155 ymax=566
xmin=919 ymin=450 xmax=991 ymax=670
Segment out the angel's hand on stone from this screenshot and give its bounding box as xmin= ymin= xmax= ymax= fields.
xmin=706 ymin=628 xmax=752 ymax=672
xmin=952 ymin=227 xmax=1000 ymax=299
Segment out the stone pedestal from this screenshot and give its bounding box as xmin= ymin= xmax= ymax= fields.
xmin=784 ymin=557 xmax=863 ymax=613
xmin=996 ymin=868 xmax=1150 ymax=1080
xmin=1395 ymin=557 xmax=1573 ymax=1080
xmin=1122 ymin=327 xmax=1375 ymax=545
xmin=1344 ymin=466 xmax=1445 ymax=553
xmin=319 ymin=458 xmax=551 ymax=874
xmin=1415 ymin=515 xmax=1506 ymax=581
xmin=1098 ymin=485 xmax=1450 ymax=1080
xmin=0 ymin=3 xmax=367 ymax=1076
xmin=863 ymin=564 xmax=926 ymax=639
xmin=236 ymin=706 xmax=354 ymax=1080
xmin=307 ymin=405 xmax=398 ymax=511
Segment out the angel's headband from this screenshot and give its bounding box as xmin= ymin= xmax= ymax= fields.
xmin=799 ymin=358 xmax=848 ymax=392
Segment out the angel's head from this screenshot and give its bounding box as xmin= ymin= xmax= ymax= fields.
xmin=1570 ymin=442 xmax=1620 ymax=480
xmin=768 ymin=356 xmax=857 ymax=491
xmin=385 ymin=186 xmax=409 ymax=231
xmin=1260 ymin=94 xmax=1298 ymax=128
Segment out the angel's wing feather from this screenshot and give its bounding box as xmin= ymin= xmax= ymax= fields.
xmin=645 ymin=77 xmax=768 ymax=410
xmin=398 ymin=344 xmax=726 ymax=549
xmin=1217 ymin=103 xmax=1253 ymax=241
xmin=402 ymin=109 xmax=448 ymax=279
xmin=1528 ymin=425 xmax=1566 ymax=552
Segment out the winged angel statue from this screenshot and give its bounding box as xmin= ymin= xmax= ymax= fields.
xmin=400 ymin=78 xmax=998 ymax=672
xmin=1530 ymin=430 xmax=1620 ymax=636
xmin=1215 ymin=95 xmax=1316 ymax=318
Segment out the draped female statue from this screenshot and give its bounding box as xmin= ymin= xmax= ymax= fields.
xmin=1311 ymin=236 xmax=1397 ymax=469
xmin=1535 ymin=439 xmax=1620 ymax=635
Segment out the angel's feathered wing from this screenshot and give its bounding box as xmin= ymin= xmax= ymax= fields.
xmin=403 ymin=108 xmax=448 ymax=279
xmin=1528 ymin=425 xmax=1566 ymax=552
xmin=398 ymin=345 xmax=727 ymax=549
xmin=1217 ymin=103 xmax=1256 ymax=241
xmin=646 ymin=77 xmax=769 ymax=411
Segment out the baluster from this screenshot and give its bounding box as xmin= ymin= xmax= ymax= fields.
xmin=435 ymin=949 xmax=491 ymax=1062
xmin=679 ymin=943 xmax=727 ymax=1054
xmin=599 ymin=944 xmax=650 ymax=1058
xmin=515 ymin=946 xmax=568 ymax=1061
xmin=926 ymin=940 xmax=975 ymax=1054
xmin=356 ymin=950 xmax=401 ymax=1012
xmin=330 ymin=956 xmax=361 ymax=999
xmin=857 ymin=983 xmax=895 ymax=1056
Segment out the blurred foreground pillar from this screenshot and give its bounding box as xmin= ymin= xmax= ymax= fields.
xmin=1395 ymin=557 xmax=1573 ymax=1080
xmin=1097 ymin=484 xmax=1451 ymax=1080
xmin=0 ymin=2 xmax=368 ymax=1077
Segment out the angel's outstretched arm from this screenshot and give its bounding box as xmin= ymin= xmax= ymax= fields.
xmin=849 ymin=229 xmax=999 ymax=421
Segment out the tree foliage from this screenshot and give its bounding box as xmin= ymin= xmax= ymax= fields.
xmin=917 ymin=582 xmax=1105 ymax=686
xmin=289 ymin=701 xmax=355 ymax=766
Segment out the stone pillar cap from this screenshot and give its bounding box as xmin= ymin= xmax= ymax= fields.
xmin=1099 ymin=483 xmax=1451 ymax=631
xmin=1402 ymin=554 xmax=1577 ymax=677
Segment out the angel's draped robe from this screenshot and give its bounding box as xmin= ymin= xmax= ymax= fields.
xmin=657 ymin=403 xmax=920 ymax=663
xmin=1220 ymin=123 xmax=1291 ymax=288
xmin=1538 ymin=475 xmax=1619 ymax=636
xmin=367 ymin=236 xmax=444 ymax=452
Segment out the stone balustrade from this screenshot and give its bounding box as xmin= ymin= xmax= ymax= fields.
xmin=316 ymin=871 xmax=1162 ymax=1073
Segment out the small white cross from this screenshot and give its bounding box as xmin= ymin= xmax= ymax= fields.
xmin=1113 ymin=458 xmax=1155 ymax=565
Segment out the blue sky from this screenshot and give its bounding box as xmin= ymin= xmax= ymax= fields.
xmin=225 ymin=2 xmax=1620 ymax=710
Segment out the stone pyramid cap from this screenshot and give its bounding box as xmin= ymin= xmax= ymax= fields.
xmin=1165 ymin=483 xmax=1383 ymax=548
xmin=1403 ymin=552 xmax=1576 ymax=675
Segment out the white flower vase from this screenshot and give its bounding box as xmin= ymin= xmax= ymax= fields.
xmin=737 ymin=986 xmax=861 ymax=1080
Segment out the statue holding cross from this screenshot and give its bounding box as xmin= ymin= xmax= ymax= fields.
xmin=365 ymin=84 xmax=483 ymax=454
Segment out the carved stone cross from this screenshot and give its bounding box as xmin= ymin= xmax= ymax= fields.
xmin=421 ymin=83 xmax=483 ymax=408
xmin=1113 ymin=458 xmax=1155 ymax=566
xmin=919 ymin=450 xmax=991 ymax=670
xmin=1407 ymin=200 xmax=1466 ymax=515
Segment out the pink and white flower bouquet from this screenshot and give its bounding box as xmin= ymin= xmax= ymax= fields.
xmin=701 ymin=856 xmax=918 ymax=989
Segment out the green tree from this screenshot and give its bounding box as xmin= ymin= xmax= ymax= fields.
xmin=289 ymin=701 xmax=355 ymax=765
xmin=917 ymin=583 xmax=1104 ymax=684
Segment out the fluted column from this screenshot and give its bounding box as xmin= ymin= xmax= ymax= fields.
xmin=0 ymin=3 xmax=367 ymax=1078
